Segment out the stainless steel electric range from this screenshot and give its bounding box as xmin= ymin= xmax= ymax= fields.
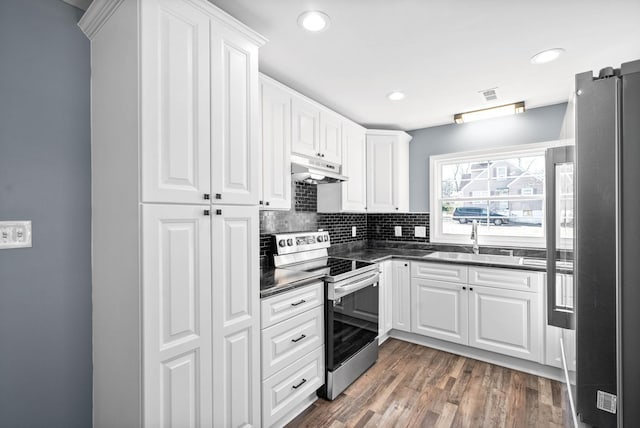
xmin=271 ymin=231 xmax=380 ymax=400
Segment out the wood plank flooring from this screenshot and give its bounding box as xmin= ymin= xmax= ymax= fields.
xmin=286 ymin=339 xmax=570 ymax=428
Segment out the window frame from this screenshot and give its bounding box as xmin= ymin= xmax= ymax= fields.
xmin=429 ymin=140 xmax=567 ymax=248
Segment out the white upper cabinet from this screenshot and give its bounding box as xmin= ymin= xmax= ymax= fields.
xmin=317 ymin=122 xmax=367 ymax=212
xmin=260 ymin=77 xmax=292 ymax=210
xmin=210 ymin=25 xmax=261 ymax=205
xmin=366 ymin=130 xmax=411 ymax=212
xmin=141 ymin=0 xmax=212 ymax=205
xmin=140 ymin=0 xmax=261 ymax=206
xmin=341 ymin=123 xmax=366 ymax=211
xmin=291 ymin=97 xmax=321 ymax=159
xmin=319 ymin=111 xmax=343 ymax=164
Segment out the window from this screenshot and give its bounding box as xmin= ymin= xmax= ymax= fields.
xmin=430 ymin=142 xmax=560 ymax=247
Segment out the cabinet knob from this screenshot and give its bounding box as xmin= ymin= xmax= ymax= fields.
xmin=321 ymin=153 xmax=325 ymax=158
xmin=259 ymin=200 xmax=263 ymax=205
xmin=204 ymin=193 xmax=210 ymax=200
xmin=462 ymin=286 xmax=466 ymax=290
xmin=215 ymin=209 xmax=222 ymax=216
xmin=395 ymin=207 xmax=399 ymax=210
xmin=266 ymin=201 xmax=270 ymax=206
xmin=204 ymin=210 xmax=210 ymax=216
xmin=215 ymin=193 xmax=222 ymax=200
xmin=317 ymin=152 xmax=322 ymax=157
xmin=404 ymin=264 xmax=408 ymax=267
xmin=469 ymin=287 xmax=473 ymax=291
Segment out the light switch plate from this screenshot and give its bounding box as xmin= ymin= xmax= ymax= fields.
xmin=415 ymin=226 xmax=427 ymax=238
xmin=394 ymin=226 xmax=402 ymax=237
xmin=352 ymin=226 xmax=357 ymax=237
xmin=0 ymin=221 xmax=32 ymax=249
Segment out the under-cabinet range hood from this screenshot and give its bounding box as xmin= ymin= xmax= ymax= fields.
xmin=291 ymin=154 xmax=348 ymax=184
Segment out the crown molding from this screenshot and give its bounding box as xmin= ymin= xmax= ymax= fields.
xmin=62 ymin=0 xmax=92 ymax=11
xmin=78 ymin=0 xmax=124 ymax=39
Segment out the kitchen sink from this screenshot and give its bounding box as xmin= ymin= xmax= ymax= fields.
xmin=423 ymin=251 xmax=524 ymax=266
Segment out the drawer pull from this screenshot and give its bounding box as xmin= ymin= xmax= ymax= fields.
xmin=290 ymin=299 xmax=306 ymax=307
xmin=291 ymin=334 xmax=307 ymax=343
xmin=292 ymin=378 xmax=307 ymax=389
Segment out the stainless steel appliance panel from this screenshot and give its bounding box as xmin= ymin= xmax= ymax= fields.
xmin=575 ymin=70 xmax=619 ymax=428
xmin=620 ymin=60 xmax=640 ymax=427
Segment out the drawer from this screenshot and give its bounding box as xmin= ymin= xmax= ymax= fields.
xmin=261 ymin=306 xmax=324 ymax=379
xmin=468 ymin=266 xmax=542 ymax=292
xmin=262 ymin=346 xmax=325 ymax=428
xmin=261 ymin=282 xmax=323 ymax=328
xmin=411 ymin=262 xmax=468 ymax=284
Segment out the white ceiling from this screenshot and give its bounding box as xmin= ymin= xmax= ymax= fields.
xmin=209 ymin=0 xmax=640 ymax=130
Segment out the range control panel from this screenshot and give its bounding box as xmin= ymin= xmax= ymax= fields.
xmin=273 ymin=231 xmax=330 ymax=255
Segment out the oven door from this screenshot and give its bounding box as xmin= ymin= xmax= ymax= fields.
xmin=326 ymin=272 xmax=379 ymax=371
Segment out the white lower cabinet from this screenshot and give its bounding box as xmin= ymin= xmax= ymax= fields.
xmin=142 ymin=204 xmax=214 ymax=427
xmin=261 ymin=346 xmax=325 ymax=428
xmin=378 ymin=261 xmax=393 ymax=342
xmin=261 ymin=282 xmax=325 ymax=427
xmin=391 ymin=261 xmax=411 ymax=332
xmin=468 ymin=285 xmax=542 ymax=362
xmin=409 ymin=262 xmax=544 ymax=364
xmin=411 ymin=278 xmax=468 ymax=345
xmin=211 ymin=206 xmax=261 ymax=428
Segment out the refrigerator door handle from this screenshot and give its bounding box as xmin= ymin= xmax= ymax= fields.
xmin=546 ymin=145 xmax=575 ymax=329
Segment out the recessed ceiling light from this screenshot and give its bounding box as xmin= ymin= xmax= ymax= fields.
xmin=298 ymin=11 xmax=330 ymax=32
xmin=387 ymin=91 xmax=405 ymax=101
xmin=530 ymin=48 xmax=565 ymax=65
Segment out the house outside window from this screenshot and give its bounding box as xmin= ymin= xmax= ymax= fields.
xmin=430 ymin=141 xmax=567 ymax=247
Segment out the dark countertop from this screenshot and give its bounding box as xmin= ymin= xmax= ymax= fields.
xmin=260 ymin=267 xmax=325 ymax=299
xmin=329 ymin=247 xmax=574 ymax=274
xmin=260 ymin=247 xmax=573 ymax=298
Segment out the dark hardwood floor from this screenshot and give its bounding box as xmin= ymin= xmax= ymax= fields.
xmin=287 ymin=338 xmax=570 ymax=428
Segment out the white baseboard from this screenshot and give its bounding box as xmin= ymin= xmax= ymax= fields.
xmin=389 ymin=329 xmax=565 ymax=382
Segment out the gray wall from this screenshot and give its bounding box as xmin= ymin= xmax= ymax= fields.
xmin=0 ymin=1 xmax=92 ymax=427
xmin=408 ymin=103 xmax=568 ymax=212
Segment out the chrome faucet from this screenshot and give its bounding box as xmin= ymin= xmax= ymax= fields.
xmin=470 ymin=220 xmax=479 ymax=254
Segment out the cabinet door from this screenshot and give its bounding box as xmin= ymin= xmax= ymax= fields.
xmin=378 ymin=261 xmax=392 ymax=341
xmin=141 ymin=0 xmax=211 ymax=205
xmin=392 ymin=261 xmax=411 ymax=332
xmin=261 ymin=81 xmax=291 ymax=210
xmin=142 ymin=204 xmax=213 ymax=427
xmin=291 ymin=97 xmax=320 ymax=158
xmin=341 ymin=124 xmax=367 ymax=211
xmin=211 ymin=206 xmax=260 ymax=427
xmin=411 ymin=278 xmax=468 ymax=344
xmin=469 ymin=285 xmax=542 ymax=362
xmin=319 ymin=111 xmax=342 ymax=164
xmin=366 ymin=136 xmax=397 ymax=212
xmin=211 ymin=25 xmax=260 ymax=205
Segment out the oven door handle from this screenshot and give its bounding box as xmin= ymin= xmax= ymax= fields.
xmin=330 ymin=272 xmax=379 ymax=300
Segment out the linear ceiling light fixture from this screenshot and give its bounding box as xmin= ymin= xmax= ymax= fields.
xmin=454 ymin=101 xmax=525 ymax=124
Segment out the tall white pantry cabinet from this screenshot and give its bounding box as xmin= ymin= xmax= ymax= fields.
xmin=79 ymin=1 xmax=266 ymax=427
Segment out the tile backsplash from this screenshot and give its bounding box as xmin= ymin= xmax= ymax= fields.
xmin=366 ymin=213 xmax=430 ymax=242
xmin=259 ymin=182 xmax=433 ymax=267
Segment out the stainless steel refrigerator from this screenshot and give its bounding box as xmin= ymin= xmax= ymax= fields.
xmin=547 ymin=59 xmax=640 ymax=427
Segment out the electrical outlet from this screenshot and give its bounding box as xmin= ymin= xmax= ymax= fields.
xmin=394 ymin=226 xmax=402 ymax=237
xmin=415 ymin=226 xmax=427 ymax=238
xmin=352 ymin=226 xmax=357 ymax=237
xmin=0 ymin=221 xmax=32 ymax=249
